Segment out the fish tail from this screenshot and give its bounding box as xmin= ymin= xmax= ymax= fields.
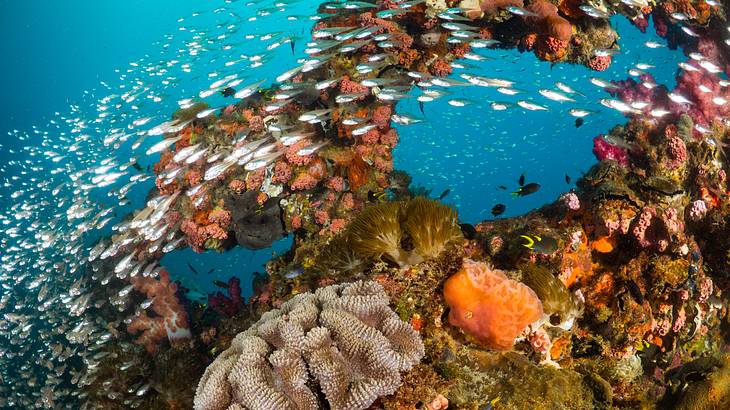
xmin=520 ymin=235 xmax=534 ymax=249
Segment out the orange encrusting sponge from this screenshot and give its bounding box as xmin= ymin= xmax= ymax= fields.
xmin=444 ymin=259 xmax=544 ymax=350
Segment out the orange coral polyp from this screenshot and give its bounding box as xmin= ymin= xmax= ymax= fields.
xmin=444 ymin=259 xmax=543 ymax=350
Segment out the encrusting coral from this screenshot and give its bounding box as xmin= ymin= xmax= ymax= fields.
xmin=193 ymin=280 xmax=424 ymax=410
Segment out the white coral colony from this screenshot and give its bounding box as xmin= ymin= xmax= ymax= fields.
xmin=194 ymin=280 xmax=424 ymax=410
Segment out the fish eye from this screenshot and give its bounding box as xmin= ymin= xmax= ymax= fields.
xmin=550 ymin=313 xmax=562 ymax=326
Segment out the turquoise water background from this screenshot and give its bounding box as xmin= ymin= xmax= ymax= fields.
xmin=0 ymin=1 xmax=687 ymax=300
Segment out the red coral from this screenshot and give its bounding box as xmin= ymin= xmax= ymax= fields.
xmin=208 ymin=277 xmax=244 ymax=317
xmin=372 ymin=105 xmax=392 ymax=129
xmin=325 ymin=176 xmax=346 ymax=192
xmin=362 ymin=129 xmax=381 ymax=145
xmin=273 ymin=161 xmax=292 ymax=184
xmin=245 ymin=168 xmax=266 ymax=190
xmin=339 ymin=75 xmax=368 ymax=94
xmin=380 ymin=129 xmax=399 ymax=146
xmin=430 ymin=59 xmax=452 ymax=77
xmin=228 ymin=179 xmax=246 ymax=194
xmin=290 ymin=173 xmax=318 ymax=191
xmin=285 ymin=140 xmax=314 ymax=165
xmin=588 ymin=55 xmax=612 ymax=71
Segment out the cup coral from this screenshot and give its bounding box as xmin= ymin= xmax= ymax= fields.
xmin=443 ymin=259 xmax=543 ymax=350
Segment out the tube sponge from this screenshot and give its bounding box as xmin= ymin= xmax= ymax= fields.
xmin=443 ymin=259 xmax=543 ymax=350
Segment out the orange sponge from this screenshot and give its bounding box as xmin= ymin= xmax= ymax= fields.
xmin=444 ymin=259 xmax=543 ymax=349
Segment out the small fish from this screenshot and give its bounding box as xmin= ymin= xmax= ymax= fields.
xmin=520 ymin=234 xmax=558 ymax=254
xmin=285 ymin=266 xmax=304 ymax=279
xmin=439 ymin=189 xmax=451 ymax=200
xmin=575 ymin=117 xmax=584 ymax=128
xmin=565 ymin=174 xmax=571 ymax=184
xmin=517 ymin=100 xmax=548 ymax=111
xmin=491 ymin=203 xmax=506 ymax=216
xmin=220 ymin=87 xmax=236 ymax=97
xmin=579 ymin=5 xmax=609 ymax=18
xmin=539 ymin=89 xmax=576 ymax=102
xmin=497 ymin=185 xmax=507 ymax=190
xmin=626 ymin=279 xmax=644 ymax=304
xmin=645 ymin=41 xmax=665 ymax=48
xmin=518 ymin=173 xmax=525 ymax=186
xmin=506 ymin=6 xmax=538 ymax=17
xmin=460 ymin=223 xmax=477 ymax=240
xmin=513 ymin=182 xmax=540 ymax=196
xmin=213 ymin=279 xmax=229 ymax=289
xmin=368 ymin=190 xmax=387 ymax=203
xmin=187 ymin=262 xmax=199 ymax=275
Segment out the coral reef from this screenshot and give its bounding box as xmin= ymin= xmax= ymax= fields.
xmin=194 ymin=280 xmax=424 ymax=410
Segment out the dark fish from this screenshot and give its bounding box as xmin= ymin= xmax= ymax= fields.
xmin=626 ymin=280 xmax=644 ymax=304
xmin=221 ymin=87 xmax=236 ymax=97
xmin=574 ymin=117 xmax=584 ymax=128
xmin=439 ymin=189 xmax=450 ymax=200
xmin=213 ymin=279 xmax=229 ymax=289
xmin=187 ymin=262 xmax=199 ymax=275
xmin=459 ymin=223 xmax=477 ymax=240
xmin=565 ymin=173 xmax=571 ymax=184
xmin=512 ymin=182 xmax=540 ymax=196
xmin=518 ymin=173 xmax=525 ymax=186
xmin=491 ymin=203 xmax=506 ymax=216
xmin=520 ymin=234 xmax=558 ymax=254
xmin=418 ymin=100 xmax=425 ymax=115
xmin=290 ymin=39 xmax=296 ymax=55
xmin=368 ymin=190 xmax=387 ymax=203
xmin=497 ymin=185 xmax=507 ymax=190
xmin=146 ymin=165 xmax=151 ymax=172
xmin=206 ymin=268 xmax=215 ymax=275
xmin=132 ymin=162 xmax=143 ymax=172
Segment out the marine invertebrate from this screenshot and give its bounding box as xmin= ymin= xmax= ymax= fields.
xmin=127 ymin=269 xmax=191 ymax=353
xmin=593 ymin=135 xmax=630 ymax=167
xmin=443 ymin=259 xmax=543 ymax=350
xmin=208 ymin=277 xmax=244 ymax=317
xmin=193 ymin=280 xmax=424 ymax=410
xmin=346 ymin=198 xmax=462 ymax=266
xmin=346 ymin=201 xmax=406 ymax=262
xmin=225 ymin=190 xmax=285 ymax=249
xmin=403 ymin=197 xmax=463 ymax=262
